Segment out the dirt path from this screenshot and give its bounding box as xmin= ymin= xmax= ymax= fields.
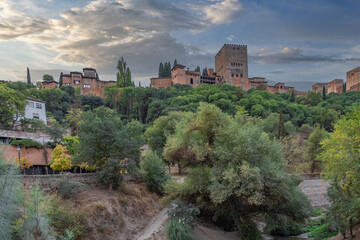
xmin=134 ymin=207 xmax=169 ymax=240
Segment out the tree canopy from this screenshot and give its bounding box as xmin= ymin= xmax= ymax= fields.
xmin=163 ymin=103 xmax=312 ymax=239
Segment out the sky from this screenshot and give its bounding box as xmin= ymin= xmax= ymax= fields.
xmin=0 ymin=0 xmax=359 ymax=91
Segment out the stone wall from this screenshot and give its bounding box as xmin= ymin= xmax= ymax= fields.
xmin=21 ymin=173 xmax=99 ymax=190
xmin=299 ymin=177 xmax=330 ymax=207
xmin=0 ymin=129 xmax=52 ymax=143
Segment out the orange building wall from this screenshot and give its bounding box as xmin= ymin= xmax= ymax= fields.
xmin=42 ymin=81 xmax=59 ymax=89
xmin=150 ymin=77 xmax=172 ymax=89
xmin=346 ymin=67 xmax=360 ymax=92
xmin=1 ymin=145 xmax=53 ymax=166
xmin=62 ymin=72 xmax=115 ymax=98
xmin=327 ymin=79 xmax=343 ymax=94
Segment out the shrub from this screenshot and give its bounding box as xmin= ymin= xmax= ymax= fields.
xmin=96 ymin=158 xmax=124 ymax=189
xmin=140 ymin=150 xmax=169 ymax=195
xmin=53 ymin=176 xmax=85 ymax=199
xmin=167 ymin=200 xmax=199 ymax=227
xmin=166 ymin=219 xmax=193 ymax=240
xmin=308 ymin=223 xmax=339 ymax=239
xmin=50 ymin=145 xmax=72 ymax=171
xmin=10 ymin=138 xmax=43 ymax=148
xmin=18 ymin=186 xmax=55 ymax=240
xmin=47 ymin=196 xmax=87 ymax=239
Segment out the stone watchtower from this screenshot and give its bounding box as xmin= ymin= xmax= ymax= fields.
xmin=215 ymin=44 xmax=249 ymax=88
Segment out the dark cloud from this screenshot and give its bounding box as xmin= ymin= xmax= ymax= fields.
xmin=269 ymin=70 xmax=286 ymax=74
xmin=250 ymin=47 xmax=360 ymax=65
xmin=0 ymin=17 xmax=49 ymax=40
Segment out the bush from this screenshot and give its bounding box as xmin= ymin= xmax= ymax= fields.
xmin=53 ymin=176 xmax=85 ymax=199
xmin=10 ymin=138 xmax=43 ymax=148
xmin=167 ymin=200 xmax=199 ymax=227
xmin=166 ymin=219 xmax=193 ymax=240
xmin=96 ymin=158 xmax=124 ymax=189
xmin=140 ymin=150 xmax=169 ymax=195
xmin=308 ymin=223 xmax=339 ymax=240
xmin=47 ymin=196 xmax=87 ymax=239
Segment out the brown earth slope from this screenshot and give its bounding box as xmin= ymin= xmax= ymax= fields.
xmin=71 ymin=182 xmax=162 ymax=240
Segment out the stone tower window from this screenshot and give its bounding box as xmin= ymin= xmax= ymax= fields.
xmin=190 ymin=78 xmax=193 ymax=84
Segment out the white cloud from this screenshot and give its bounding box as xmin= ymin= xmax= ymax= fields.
xmin=227 ymin=34 xmax=235 ymax=41
xmin=203 ymin=0 xmax=243 ymax=24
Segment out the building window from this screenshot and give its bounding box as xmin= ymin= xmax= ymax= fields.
xmin=36 ymin=103 xmax=42 ymax=109
xmin=236 ymin=74 xmax=239 ymax=77
xmin=33 ymin=113 xmax=40 ymax=119
xmin=65 ymin=83 xmax=72 ymax=86
xmin=74 ymin=80 xmax=80 ymax=84
xmin=190 ymin=78 xmax=193 ymax=84
xmin=240 ymin=74 xmax=243 ymax=78
xmin=231 ymin=73 xmax=234 ymax=77
xmin=241 ymin=63 xmax=243 ymax=66
xmin=83 ymin=84 xmax=90 ymax=88
xmin=28 ymin=102 xmax=34 ymax=108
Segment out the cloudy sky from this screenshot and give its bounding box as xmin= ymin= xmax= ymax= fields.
xmin=1 ymin=0 xmax=359 ymax=90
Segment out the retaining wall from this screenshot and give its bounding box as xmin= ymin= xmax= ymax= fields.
xmin=299 ymin=178 xmax=330 ymax=207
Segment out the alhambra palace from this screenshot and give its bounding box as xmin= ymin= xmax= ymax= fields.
xmin=150 ymin=44 xmax=295 ymax=94
xmin=41 ymin=44 xmax=360 ymax=96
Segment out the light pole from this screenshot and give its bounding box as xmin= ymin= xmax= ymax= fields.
xmin=16 ymin=145 xmax=21 ymax=173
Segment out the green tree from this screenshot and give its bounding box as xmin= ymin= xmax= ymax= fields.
xmin=0 ymin=83 xmax=26 ymax=129
xmin=194 ymin=66 xmax=200 ymax=72
xmin=59 ymin=72 xmax=63 ymax=87
xmin=145 ymin=111 xmax=189 ymax=156
xmin=173 ymin=59 xmax=178 ymax=68
xmin=43 ymin=74 xmax=54 ymax=81
xmin=322 ymin=86 xmax=327 ymax=100
xmin=75 ymin=106 xmax=144 ymax=169
xmin=342 ymin=83 xmax=346 ymax=93
xmin=202 ymin=67 xmax=208 ymax=76
xmin=50 ymin=145 xmax=72 ymax=171
xmin=140 ymin=150 xmax=169 ymax=195
xmin=0 ymin=152 xmax=23 ymax=239
xmin=19 ymin=186 xmax=55 ymax=240
xmin=163 ymin=104 xmax=312 ymax=239
xmin=65 ymin=108 xmax=82 ymax=135
xmin=278 ymin=109 xmax=286 ymax=139
xmin=116 ymin=57 xmax=133 ymax=87
xmin=306 ymin=125 xmax=328 ymax=173
xmin=159 ymin=62 xmax=164 ymax=77
xmin=319 ymin=107 xmax=360 ymax=238
xmin=290 ymin=92 xmax=295 ymax=102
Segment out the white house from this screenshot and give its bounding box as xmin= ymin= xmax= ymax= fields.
xmin=22 ymin=97 xmax=47 ymax=124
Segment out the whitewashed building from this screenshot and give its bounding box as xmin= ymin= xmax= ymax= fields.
xmin=22 ymin=97 xmax=47 ymax=124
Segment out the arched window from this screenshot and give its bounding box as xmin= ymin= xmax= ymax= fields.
xmin=190 ymin=78 xmax=193 ymax=84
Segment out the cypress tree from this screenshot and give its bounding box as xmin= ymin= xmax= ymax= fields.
xmin=159 ymin=62 xmax=164 ymax=77
xmin=290 ymin=91 xmax=295 ymax=102
xmin=195 ymin=66 xmax=200 ymax=72
xmin=322 ymin=86 xmax=327 ymax=100
xmin=342 ymin=83 xmax=346 ymax=93
xmin=59 ymin=72 xmax=63 ymax=87
xmin=167 ymin=62 xmax=172 ymax=77
xmin=278 ymin=109 xmax=286 ymax=139
xmin=202 ymin=67 xmax=208 ymax=76
xmin=173 ymin=59 xmax=177 ymax=67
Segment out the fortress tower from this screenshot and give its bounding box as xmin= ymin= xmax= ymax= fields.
xmin=215 ymin=44 xmax=249 ymax=88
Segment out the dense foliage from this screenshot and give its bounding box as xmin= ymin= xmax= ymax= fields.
xmin=319 ymin=107 xmax=360 ymax=238
xmin=139 ymin=151 xmax=169 ymax=195
xmin=163 ymin=103 xmax=312 ymax=239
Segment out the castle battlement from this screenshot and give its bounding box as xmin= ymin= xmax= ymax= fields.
xmin=224 ymin=44 xmax=247 ymax=48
